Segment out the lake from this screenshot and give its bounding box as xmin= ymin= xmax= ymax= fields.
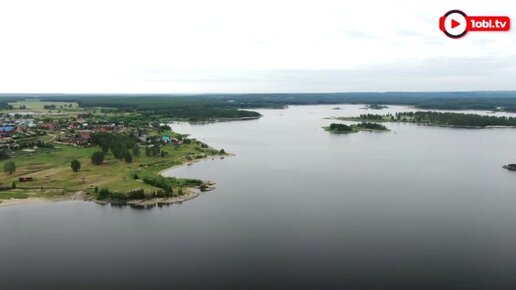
xmin=1 ymin=105 xmax=516 ymax=290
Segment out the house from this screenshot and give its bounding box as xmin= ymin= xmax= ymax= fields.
xmin=79 ymin=130 xmax=92 ymax=140
xmin=162 ymin=135 xmax=171 ymax=143
xmin=42 ymin=122 xmax=60 ymax=130
xmin=138 ymin=134 xmax=148 ymax=142
xmin=0 ymin=126 xmax=14 ymax=133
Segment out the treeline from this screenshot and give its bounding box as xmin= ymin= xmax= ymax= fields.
xmin=142 ymin=176 xmax=175 ymax=194
xmin=355 ymin=122 xmax=388 ymax=130
xmin=1 ymin=92 xmax=516 ymax=114
xmin=0 ymin=100 xmax=9 ymax=109
xmin=90 ymin=132 xmax=138 ymax=160
xmin=96 ymin=187 xmax=186 ymax=201
xmin=17 ymin=140 xmax=54 ymax=150
xmin=328 ymin=123 xmax=353 ymax=132
xmin=0 ymin=91 xmax=515 ymax=112
xmin=357 ymin=114 xmax=384 ymax=120
xmin=395 ymin=111 xmax=516 ymax=127
xmin=327 ymin=122 xmax=388 ymax=133
xmin=96 ymin=175 xmax=202 ymax=201
xmin=40 ymin=96 xmax=262 ymax=122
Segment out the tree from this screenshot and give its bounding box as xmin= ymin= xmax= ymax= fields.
xmin=124 ymin=152 xmax=133 ymax=163
xmin=132 ymin=146 xmax=140 ymax=157
xmin=3 ymin=160 xmax=16 ymax=174
xmin=11 ymin=182 xmax=16 ymax=189
xmin=91 ymin=151 xmax=105 ymax=165
xmin=0 ymin=150 xmax=9 ymax=160
xmin=71 ymin=160 xmax=81 ymax=172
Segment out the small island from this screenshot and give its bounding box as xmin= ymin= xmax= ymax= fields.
xmin=324 ymin=122 xmax=389 ymax=134
xmin=335 ymin=111 xmax=516 ymax=128
xmin=361 ymin=104 xmax=389 ymax=110
xmin=503 ymin=164 xmax=516 ymax=171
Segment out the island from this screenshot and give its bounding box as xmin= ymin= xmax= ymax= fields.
xmin=503 ymin=164 xmax=516 ymax=171
xmin=334 ymin=111 xmax=516 ymax=128
xmin=324 ymin=122 xmax=389 ymax=134
xmin=361 ymin=104 xmax=389 ymax=110
xmin=0 ymin=99 xmax=229 ymax=207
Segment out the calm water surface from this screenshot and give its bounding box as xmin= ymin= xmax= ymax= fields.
xmin=1 ymin=105 xmax=516 ymax=290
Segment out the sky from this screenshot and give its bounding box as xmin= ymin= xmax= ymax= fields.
xmin=0 ymin=0 xmax=515 ymax=93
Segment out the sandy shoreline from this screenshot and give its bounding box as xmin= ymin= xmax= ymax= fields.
xmin=158 ymin=153 xmax=233 ymax=176
xmin=0 ymin=192 xmax=85 ymax=208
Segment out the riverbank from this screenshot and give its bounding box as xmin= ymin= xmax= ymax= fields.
xmin=0 ymin=122 xmax=228 ymax=207
xmin=0 ymin=191 xmax=85 ymax=207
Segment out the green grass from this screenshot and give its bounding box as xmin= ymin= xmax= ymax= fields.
xmin=0 ymin=142 xmax=221 ymax=200
xmin=6 ymin=99 xmax=79 ymax=113
xmin=0 ymin=191 xmax=30 ymax=200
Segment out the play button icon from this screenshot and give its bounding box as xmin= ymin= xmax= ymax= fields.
xmin=440 ymin=10 xmax=468 ymax=38
xmin=451 ymin=19 xmax=460 ymax=29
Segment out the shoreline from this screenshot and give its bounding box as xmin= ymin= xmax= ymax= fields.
xmin=93 ymin=187 xmax=202 ymax=208
xmin=157 ymin=153 xmax=234 ymax=176
xmin=0 ymin=191 xmax=85 ymax=207
xmin=0 ymin=154 xmax=231 ymax=208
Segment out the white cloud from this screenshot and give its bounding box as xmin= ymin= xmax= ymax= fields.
xmin=0 ymin=0 xmax=515 ymax=92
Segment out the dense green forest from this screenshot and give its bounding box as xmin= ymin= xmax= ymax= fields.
xmin=57 ymin=96 xmax=262 ymax=122
xmin=34 ymin=91 xmax=516 ymax=112
xmin=325 ymin=122 xmax=388 ymax=133
xmin=3 ymin=92 xmax=516 ymax=120
xmin=396 ymin=111 xmax=516 ymax=127
xmin=343 ymin=112 xmax=516 ymax=127
xmin=327 ymin=123 xmax=353 ymax=132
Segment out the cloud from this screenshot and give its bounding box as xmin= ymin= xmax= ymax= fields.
xmin=0 ymin=0 xmax=515 ymax=93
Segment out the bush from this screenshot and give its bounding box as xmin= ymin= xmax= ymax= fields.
xmin=127 ymin=189 xmax=145 ymax=199
xmin=97 ymin=188 xmax=111 ymax=200
xmin=91 ymin=151 xmax=105 ymax=165
xmin=142 ymin=176 xmax=173 ymax=194
xmin=124 ymin=152 xmax=133 ymax=163
xmin=71 ymin=160 xmax=81 ymax=172
xmin=3 ymin=160 xmax=16 ymax=174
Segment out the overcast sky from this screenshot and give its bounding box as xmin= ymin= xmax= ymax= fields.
xmin=0 ymin=0 xmax=514 ymax=93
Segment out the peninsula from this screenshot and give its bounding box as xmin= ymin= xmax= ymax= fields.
xmin=0 ymin=99 xmax=228 ymax=207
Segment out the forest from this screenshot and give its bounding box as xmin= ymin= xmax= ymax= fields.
xmin=32 ymin=91 xmax=516 ymax=112
xmin=394 ymin=111 xmax=516 ymax=127
xmin=4 ymin=92 xmax=516 ymax=121
xmin=326 ymin=122 xmax=388 ymax=133
xmin=345 ymin=112 xmax=516 ymax=127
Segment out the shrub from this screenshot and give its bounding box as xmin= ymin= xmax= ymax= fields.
xmin=71 ymin=160 xmax=81 ymax=172
xmin=91 ymin=151 xmax=105 ymax=165
xmin=3 ymin=160 xmax=16 ymax=174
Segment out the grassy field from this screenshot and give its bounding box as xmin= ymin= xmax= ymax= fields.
xmin=0 ymin=142 xmax=220 ymax=201
xmin=5 ymin=99 xmax=80 ymax=113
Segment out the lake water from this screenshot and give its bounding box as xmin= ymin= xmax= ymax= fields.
xmin=2 ymin=105 xmax=516 ymax=289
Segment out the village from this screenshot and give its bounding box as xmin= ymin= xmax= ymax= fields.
xmin=0 ymin=101 xmax=224 ymax=205
xmin=0 ymin=110 xmax=181 ymax=159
